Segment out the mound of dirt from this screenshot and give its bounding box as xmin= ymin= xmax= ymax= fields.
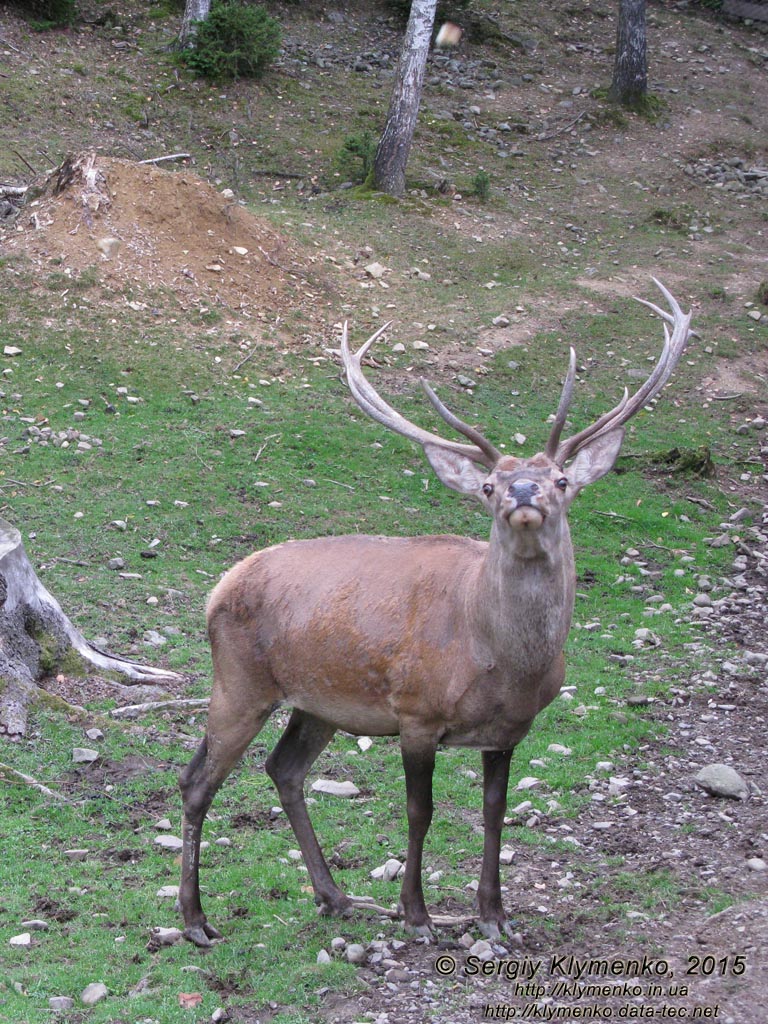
xmin=3 ymin=152 xmax=331 ymax=337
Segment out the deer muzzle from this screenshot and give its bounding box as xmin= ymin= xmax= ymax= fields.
xmin=505 ymin=480 xmax=545 ymax=530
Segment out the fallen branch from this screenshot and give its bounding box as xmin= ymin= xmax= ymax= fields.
xmin=139 ymin=153 xmax=191 ymax=166
xmin=0 ymin=762 xmax=69 ymax=802
xmin=111 ymin=698 xmax=210 ymax=720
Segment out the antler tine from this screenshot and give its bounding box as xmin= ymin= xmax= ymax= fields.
xmin=340 ymin=324 xmax=499 ymax=469
xmin=544 ymin=347 xmax=577 ymax=459
xmin=554 ymin=281 xmax=693 ymax=467
xmin=420 ymin=380 xmax=501 ymax=466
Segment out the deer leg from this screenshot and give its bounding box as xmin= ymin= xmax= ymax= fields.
xmin=398 ymin=740 xmax=437 ymax=938
xmin=179 ymin=702 xmax=273 ymax=947
xmin=477 ymin=747 xmax=515 ymax=939
xmin=265 ymin=709 xmax=350 ymax=917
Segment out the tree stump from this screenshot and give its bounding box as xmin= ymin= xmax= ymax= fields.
xmin=0 ymin=518 xmax=179 ymax=741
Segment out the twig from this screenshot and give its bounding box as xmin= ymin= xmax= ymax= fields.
xmin=686 ymin=495 xmax=715 ymax=511
xmin=323 ymin=478 xmax=355 ymax=492
xmin=537 ymin=111 xmax=588 ymax=141
xmin=139 ymin=153 xmax=191 ymax=166
xmin=111 ymin=698 xmax=210 ymax=720
xmin=254 ymin=434 xmax=280 ymax=464
xmin=232 ymin=347 xmax=259 ymax=374
xmin=592 ymin=510 xmax=631 ymax=521
xmin=711 ymin=393 xmax=743 ymax=401
xmin=12 ymin=149 xmax=37 ymax=175
xmin=0 ymin=762 xmax=69 ymax=802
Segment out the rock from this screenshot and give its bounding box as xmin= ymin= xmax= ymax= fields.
xmin=149 ymin=926 xmax=183 ymax=946
xmin=85 ymin=727 xmax=104 ymax=742
xmin=317 ymin=948 xmax=331 ymax=964
xmin=694 ymin=764 xmax=749 ymax=800
xmin=154 ymin=834 xmax=184 ymax=851
xmin=364 ymin=262 xmax=387 ymax=279
xmin=9 ymin=932 xmax=31 ymax=946
xmin=21 ymin=919 xmax=49 ymax=931
xmin=746 ymin=858 xmax=767 ymax=871
xmin=515 ymin=776 xmax=541 ymax=790
xmin=372 ymin=857 xmax=404 ymax=881
xmin=311 ymin=779 xmax=360 ymax=798
xmin=81 ymin=982 xmax=108 ymax=1006
xmin=64 ymin=849 xmax=89 ymax=860
xmin=468 ymin=939 xmax=494 ymax=961
xmin=143 ymin=629 xmax=167 ymax=647
xmin=346 ymin=942 xmax=367 ymax=963
xmin=547 ymin=743 xmax=572 ymax=755
xmin=49 ymin=996 xmax=75 ymax=1011
xmin=72 ymin=747 xmax=99 ymax=764
xmin=107 ymin=556 xmax=125 ymax=570
xmin=157 ymin=885 xmax=180 ymax=898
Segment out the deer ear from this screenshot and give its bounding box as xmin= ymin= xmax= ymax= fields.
xmin=423 ymin=444 xmax=489 ymax=496
xmin=567 ymin=428 xmax=625 ymax=493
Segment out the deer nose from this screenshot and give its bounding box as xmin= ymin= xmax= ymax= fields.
xmin=506 ymin=480 xmax=540 ymax=506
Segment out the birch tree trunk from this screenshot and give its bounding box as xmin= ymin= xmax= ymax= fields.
xmin=372 ymin=0 xmax=438 ymax=197
xmin=608 ymin=0 xmax=648 ymax=108
xmin=0 ymin=519 xmax=178 ymax=741
xmin=178 ymin=0 xmax=211 ymax=50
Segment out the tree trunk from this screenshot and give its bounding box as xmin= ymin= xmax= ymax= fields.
xmin=608 ymin=0 xmax=648 ymax=108
xmin=178 ymin=0 xmax=211 ymax=50
xmin=372 ymin=0 xmax=438 ymax=197
xmin=0 ymin=519 xmax=178 ymax=741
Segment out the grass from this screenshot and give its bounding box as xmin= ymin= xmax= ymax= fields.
xmin=0 ymin=250 xmax=743 ymax=1020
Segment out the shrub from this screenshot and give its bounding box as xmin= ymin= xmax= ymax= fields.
xmin=335 ymin=131 xmax=377 ymax=185
xmin=183 ymin=2 xmax=281 ymax=82
xmin=472 ymin=169 xmax=490 ymax=202
xmin=13 ymin=0 xmax=76 ymax=28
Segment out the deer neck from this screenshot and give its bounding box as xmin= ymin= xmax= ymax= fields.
xmin=468 ymin=518 xmax=576 ymax=669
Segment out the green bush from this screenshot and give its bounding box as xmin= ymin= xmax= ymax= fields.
xmin=335 ymin=130 xmax=377 ymax=185
xmin=183 ymin=1 xmax=281 ymax=82
xmin=13 ymin=0 xmax=76 ymax=28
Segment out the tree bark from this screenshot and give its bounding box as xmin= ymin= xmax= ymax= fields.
xmin=372 ymin=0 xmax=438 ymax=197
xmin=0 ymin=519 xmax=178 ymax=741
xmin=178 ymin=0 xmax=211 ymax=50
xmin=608 ymin=0 xmax=648 ymax=108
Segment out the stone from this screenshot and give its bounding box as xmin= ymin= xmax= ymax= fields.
xmin=346 ymin=943 xmax=367 ymax=963
xmin=746 ymin=858 xmax=766 ymax=872
xmin=49 ymin=996 xmax=75 ymax=1011
xmin=157 ymin=885 xmax=180 ymax=898
xmin=694 ymin=764 xmax=749 ymax=800
xmin=154 ymin=834 xmax=184 ymax=851
xmin=9 ymin=932 xmax=31 ymax=946
xmin=72 ymin=747 xmax=99 ymax=764
xmin=317 ymin=948 xmax=331 ymax=964
xmin=150 ymin=926 xmax=183 ymax=946
xmin=311 ymin=779 xmax=360 ymax=798
xmin=80 ymin=982 xmax=108 ymax=1006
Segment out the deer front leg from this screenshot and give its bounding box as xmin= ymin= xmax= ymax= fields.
xmin=477 ymin=747 xmax=514 ymax=940
xmin=398 ymin=739 xmax=437 ymax=938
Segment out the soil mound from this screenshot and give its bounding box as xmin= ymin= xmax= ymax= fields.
xmin=3 ymin=153 xmax=330 ymax=337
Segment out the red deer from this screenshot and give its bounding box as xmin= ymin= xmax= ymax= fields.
xmin=179 ymin=280 xmax=692 ymax=946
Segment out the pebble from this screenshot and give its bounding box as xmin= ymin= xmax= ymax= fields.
xmin=157 ymin=885 xmax=180 ymax=898
xmin=9 ymin=932 xmax=31 ymax=946
xmin=746 ymin=858 xmax=767 ymax=871
xmin=317 ymin=948 xmax=331 ymax=964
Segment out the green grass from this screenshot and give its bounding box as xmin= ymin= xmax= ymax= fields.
xmin=0 ymin=244 xmax=744 ymax=1021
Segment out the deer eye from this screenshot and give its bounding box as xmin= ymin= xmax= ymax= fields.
xmin=482 ymin=483 xmax=494 ymax=498
xmin=556 ymin=477 xmax=568 ymax=491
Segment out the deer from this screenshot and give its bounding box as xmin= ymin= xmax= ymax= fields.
xmin=178 ymin=280 xmax=693 ymax=947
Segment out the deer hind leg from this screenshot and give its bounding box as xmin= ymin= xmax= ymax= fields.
xmin=265 ymin=708 xmax=351 ymax=917
xmin=179 ymin=694 xmax=274 ymax=947
xmin=397 ymin=739 xmax=437 ymax=937
xmin=477 ymin=747 xmax=515 ymax=939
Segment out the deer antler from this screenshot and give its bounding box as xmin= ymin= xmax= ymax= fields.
xmin=341 ymin=323 xmax=501 ymax=469
xmin=549 ymin=279 xmax=693 ymax=467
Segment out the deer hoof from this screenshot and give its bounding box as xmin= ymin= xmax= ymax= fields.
xmin=184 ymin=922 xmax=223 ymax=947
xmin=404 ymin=920 xmax=435 ymax=941
xmin=478 ymin=918 xmax=517 ymax=942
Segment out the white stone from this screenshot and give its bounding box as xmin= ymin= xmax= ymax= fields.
xmin=72 ymin=747 xmax=99 ymax=764
xmin=311 ymin=779 xmax=360 ymax=798
xmin=80 ymin=982 xmax=108 ymax=1006
xmin=154 ymin=834 xmax=184 ymax=851
xmin=150 ymin=926 xmax=183 ymax=946
xmin=9 ymin=932 xmax=31 ymax=946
